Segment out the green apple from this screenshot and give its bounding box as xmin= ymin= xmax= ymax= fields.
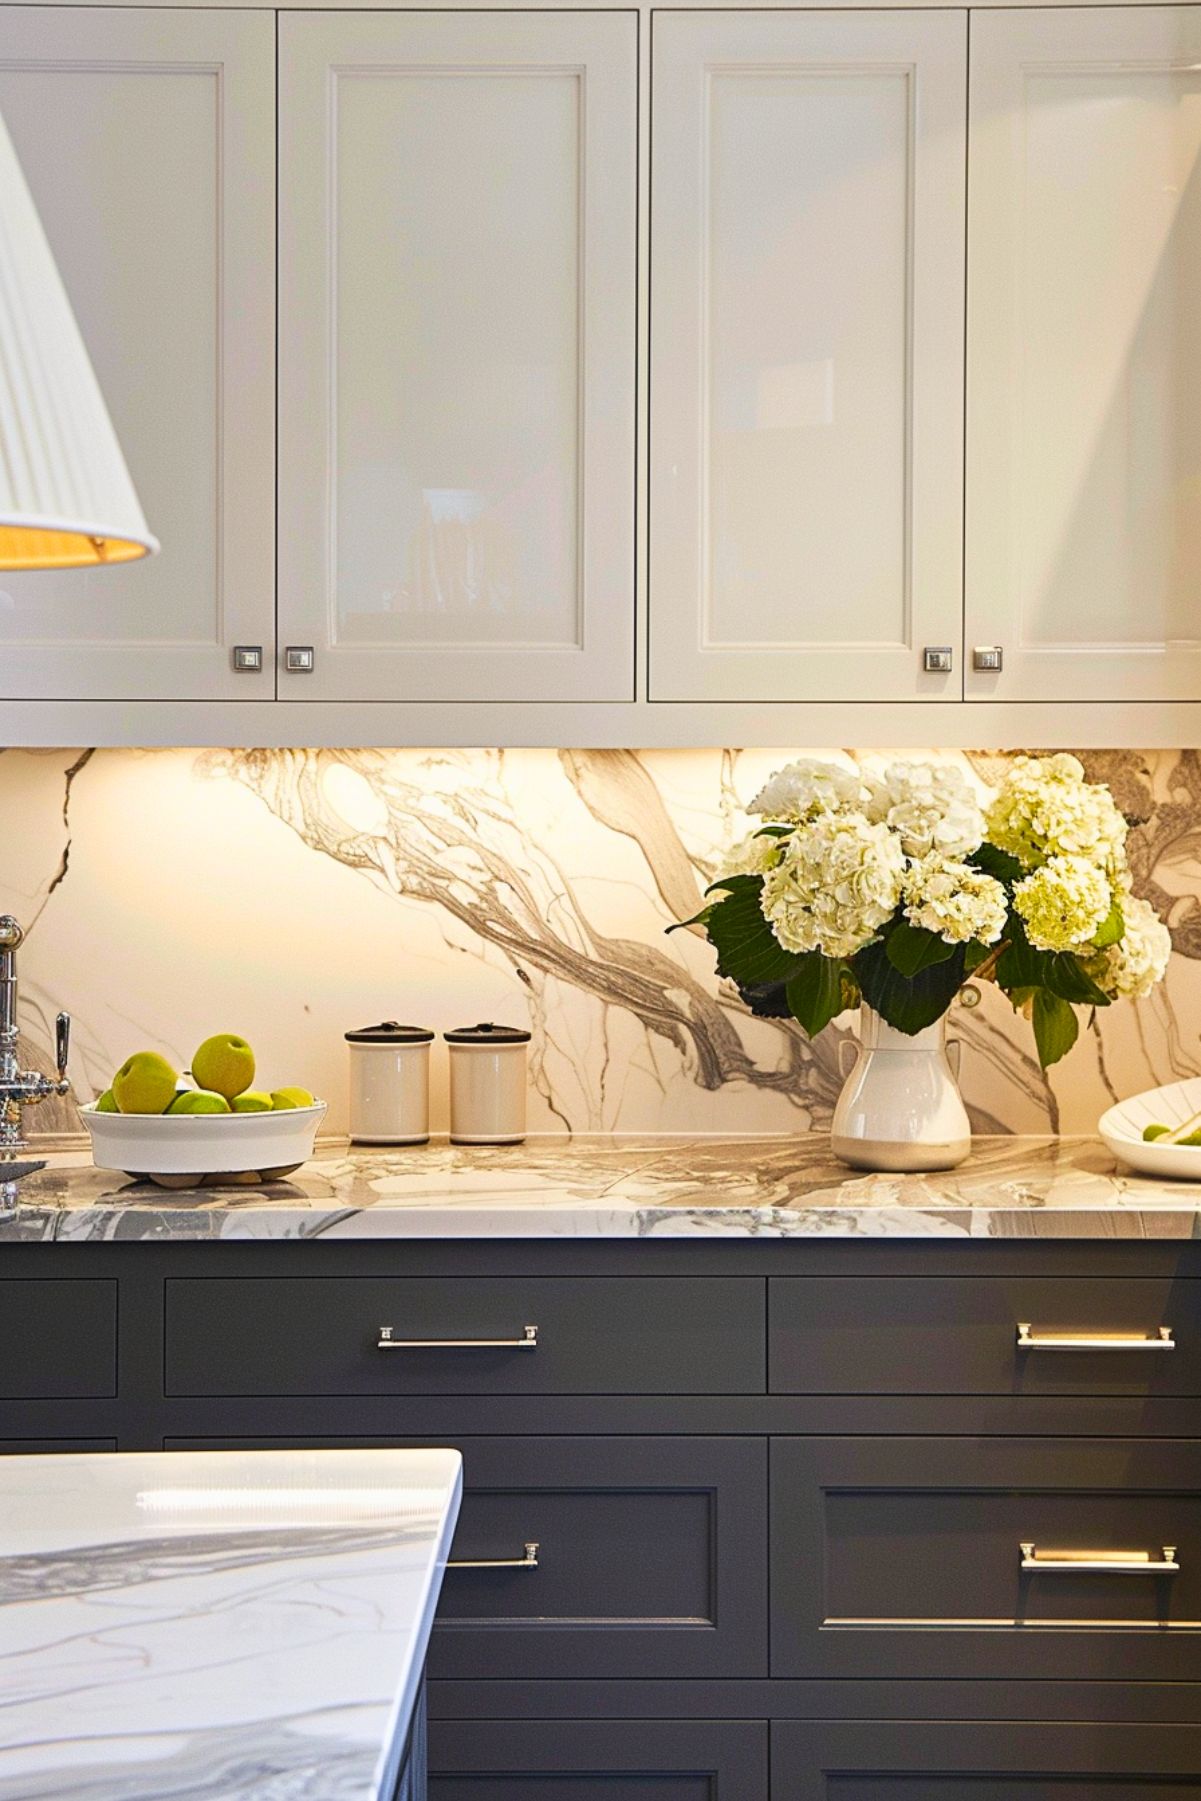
xmin=1143 ymin=1123 xmax=1171 ymax=1141
xmin=270 ymin=1086 xmax=314 ymax=1111
xmin=112 ymin=1052 xmax=179 ymax=1115
xmin=168 ymin=1089 xmax=231 ymax=1116
xmin=232 ymin=1090 xmax=273 ymax=1113
xmin=94 ymin=1089 xmax=118 ymax=1113
xmin=191 ymin=1033 xmax=256 ymax=1100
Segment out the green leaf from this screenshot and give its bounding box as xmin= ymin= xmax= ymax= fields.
xmin=996 ymin=916 xmax=1049 ymax=992
xmin=704 ymin=872 xmax=762 ymax=898
xmin=705 ymin=877 xmax=808 ymax=987
xmin=784 ymin=953 xmax=848 ymax=1039
xmin=665 ymin=904 xmax=716 ymax=935
xmin=1092 ymin=902 xmax=1124 ymax=950
xmin=969 ymin=843 xmax=1025 ymax=884
xmin=1044 ymin=952 xmax=1111 ymax=1008
xmin=884 ymin=919 xmax=957 ymax=979
xmin=1032 ymin=989 xmax=1079 ymax=1068
xmin=854 ymin=936 xmax=967 ymax=1034
xmin=964 ymin=939 xmax=994 ymax=973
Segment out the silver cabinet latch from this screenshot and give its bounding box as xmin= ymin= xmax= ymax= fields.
xmin=284 ymin=646 xmax=315 ymax=673
xmin=923 ymin=646 xmax=953 ymax=673
xmin=232 ymin=645 xmax=263 ymax=673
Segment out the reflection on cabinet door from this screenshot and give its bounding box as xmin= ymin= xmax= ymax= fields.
xmin=773 ymin=1721 xmax=1201 ymax=1798
xmin=967 ymin=7 xmax=1201 ymax=702
xmin=0 ymin=8 xmax=275 ymax=701
xmin=278 ymin=13 xmax=636 ymax=704
xmin=650 ymin=10 xmax=966 ymax=704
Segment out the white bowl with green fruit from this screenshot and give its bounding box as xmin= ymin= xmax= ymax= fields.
xmin=81 ymin=1033 xmax=326 ymax=1188
xmin=1099 ymin=1077 xmax=1201 ymax=1181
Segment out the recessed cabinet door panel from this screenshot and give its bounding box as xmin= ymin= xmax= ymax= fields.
xmin=774 ymin=1721 xmax=1201 ymax=1798
xmin=771 ymin=1437 xmax=1201 ymax=1681
xmin=430 ymin=1720 xmax=768 ymax=1800
xmin=278 ymin=13 xmax=635 ymax=703
xmin=650 ymin=11 xmax=966 ymax=703
xmin=967 ymin=7 xmax=1201 ymax=702
xmin=0 ymin=9 xmax=275 ymax=701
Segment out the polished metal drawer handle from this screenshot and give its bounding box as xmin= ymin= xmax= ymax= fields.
xmin=1016 ymin=1323 xmax=1175 ymax=1352
xmin=377 ymin=1324 xmax=538 ymax=1352
xmin=448 ymin=1542 xmax=539 ymax=1571
xmin=1020 ymin=1542 xmax=1180 ymax=1575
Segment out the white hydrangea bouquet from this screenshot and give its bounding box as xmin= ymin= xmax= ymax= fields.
xmin=673 ymin=754 xmax=1171 ymax=1069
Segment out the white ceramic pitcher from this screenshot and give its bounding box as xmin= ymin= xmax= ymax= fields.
xmin=831 ymin=1004 xmax=971 ymax=1172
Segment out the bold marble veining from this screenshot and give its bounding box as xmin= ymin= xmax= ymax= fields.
xmin=5 ymin=1135 xmax=1201 ymax=1239
xmin=0 ymin=1446 xmax=462 ymax=1800
xmin=2 ymin=747 xmax=1201 ymax=1145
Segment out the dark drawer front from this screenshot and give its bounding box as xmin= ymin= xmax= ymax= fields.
xmin=771 ymin=1436 xmax=1201 ymax=1681
xmin=770 ymin=1275 xmax=1201 ymax=1395
xmin=167 ymin=1435 xmax=767 ymax=1679
xmin=0 ymin=1279 xmax=116 ymax=1398
xmin=774 ymin=1721 xmax=1201 ymax=1798
xmin=0 ymin=1440 xmax=115 ymax=1453
xmin=165 ymin=1276 xmax=763 ymax=1396
xmin=429 ymin=1719 xmax=768 ymax=1799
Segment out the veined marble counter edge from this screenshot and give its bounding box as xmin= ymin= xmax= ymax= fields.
xmin=4 ymin=1134 xmax=1201 ymax=1240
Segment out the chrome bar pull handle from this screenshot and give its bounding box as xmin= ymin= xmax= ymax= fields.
xmin=1016 ymin=1323 xmax=1175 ymax=1352
xmin=1020 ymin=1542 xmax=1180 ymax=1575
xmin=54 ymin=1011 xmax=70 ymax=1087
xmin=378 ymin=1324 xmax=538 ymax=1352
xmin=448 ymin=1542 xmax=539 ymax=1571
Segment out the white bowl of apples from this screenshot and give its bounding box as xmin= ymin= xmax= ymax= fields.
xmin=81 ymin=1033 xmax=326 ymax=1188
xmin=1099 ymin=1076 xmax=1201 ymax=1181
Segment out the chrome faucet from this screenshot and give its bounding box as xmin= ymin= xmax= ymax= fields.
xmin=0 ymin=916 xmax=70 ymax=1154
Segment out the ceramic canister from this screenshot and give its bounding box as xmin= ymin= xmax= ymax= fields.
xmin=444 ymin=1022 xmax=531 ymax=1144
xmin=345 ymin=1022 xmax=434 ymax=1144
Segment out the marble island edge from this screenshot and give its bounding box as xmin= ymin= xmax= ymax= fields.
xmin=3 ymin=1134 xmax=1200 ymax=1241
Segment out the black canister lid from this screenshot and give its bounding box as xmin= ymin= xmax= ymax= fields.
xmin=345 ymin=1021 xmax=435 ymax=1044
xmin=444 ymin=1021 xmax=532 ymax=1045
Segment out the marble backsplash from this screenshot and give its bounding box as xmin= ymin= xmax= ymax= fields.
xmin=2 ymin=746 xmax=1199 ymax=1140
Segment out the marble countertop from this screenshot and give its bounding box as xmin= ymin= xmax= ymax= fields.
xmin=0 ymin=1445 xmax=462 ymax=1800
xmin=3 ymin=1133 xmax=1201 ymax=1239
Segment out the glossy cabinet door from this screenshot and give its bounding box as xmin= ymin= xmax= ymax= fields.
xmin=278 ymin=13 xmax=636 ymax=703
xmin=0 ymin=8 xmax=275 ymax=701
xmin=650 ymin=11 xmax=966 ymax=703
xmin=967 ymin=7 xmax=1201 ymax=703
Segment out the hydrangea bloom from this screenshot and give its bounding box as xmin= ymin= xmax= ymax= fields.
xmin=985 ymin=753 xmax=1127 ymax=874
xmin=715 ymin=830 xmax=785 ymax=881
xmin=1012 ymin=854 xmax=1112 ymax=951
xmin=748 ymin=758 xmax=862 ymax=824
xmin=902 ymin=854 xmax=1007 ymax=946
xmin=864 ymin=761 xmax=985 ymax=859
xmin=1084 ymin=894 xmax=1172 ymax=1001
xmin=759 ymin=813 xmax=905 ymax=959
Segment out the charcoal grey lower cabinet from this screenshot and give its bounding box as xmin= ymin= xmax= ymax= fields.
xmin=6 ymin=1233 xmax=1201 ymax=1796
xmin=771 ymin=1436 xmax=1201 ymax=1680
xmin=428 ymin=1720 xmax=768 ymax=1798
xmin=773 ymin=1722 xmax=1201 ymax=1795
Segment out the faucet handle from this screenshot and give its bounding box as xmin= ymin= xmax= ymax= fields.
xmin=55 ymin=1011 xmax=70 ymax=1087
xmin=0 ymin=917 xmax=23 ymax=950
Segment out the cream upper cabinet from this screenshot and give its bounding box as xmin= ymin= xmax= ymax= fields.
xmin=0 ymin=8 xmax=275 ymax=702
xmin=967 ymin=7 xmax=1201 ymax=703
xmin=649 ymin=11 xmax=967 ymax=704
xmin=277 ymin=12 xmax=636 ymax=704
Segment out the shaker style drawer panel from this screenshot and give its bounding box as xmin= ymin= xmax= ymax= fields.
xmin=164 ymin=1277 xmax=764 ymax=1396
xmin=429 ymin=1718 xmax=768 ymax=1799
xmin=774 ymin=1721 xmax=1201 ymax=1798
xmin=771 ymin=1437 xmax=1201 ymax=1681
xmin=0 ymin=1280 xmax=116 ymax=1398
xmin=167 ymin=1435 xmax=768 ymax=1679
xmin=770 ymin=1276 xmax=1200 ymax=1395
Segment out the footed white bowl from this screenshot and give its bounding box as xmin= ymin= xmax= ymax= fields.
xmin=1099 ymin=1078 xmax=1201 ymax=1181
xmin=81 ymin=1099 xmax=327 ymax=1185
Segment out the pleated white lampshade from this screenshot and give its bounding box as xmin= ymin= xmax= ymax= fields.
xmin=0 ymin=106 xmax=157 ymax=570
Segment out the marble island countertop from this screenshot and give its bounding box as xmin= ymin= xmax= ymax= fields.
xmin=3 ymin=1133 xmax=1201 ymax=1240
xmin=0 ymin=1446 xmax=462 ymax=1799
